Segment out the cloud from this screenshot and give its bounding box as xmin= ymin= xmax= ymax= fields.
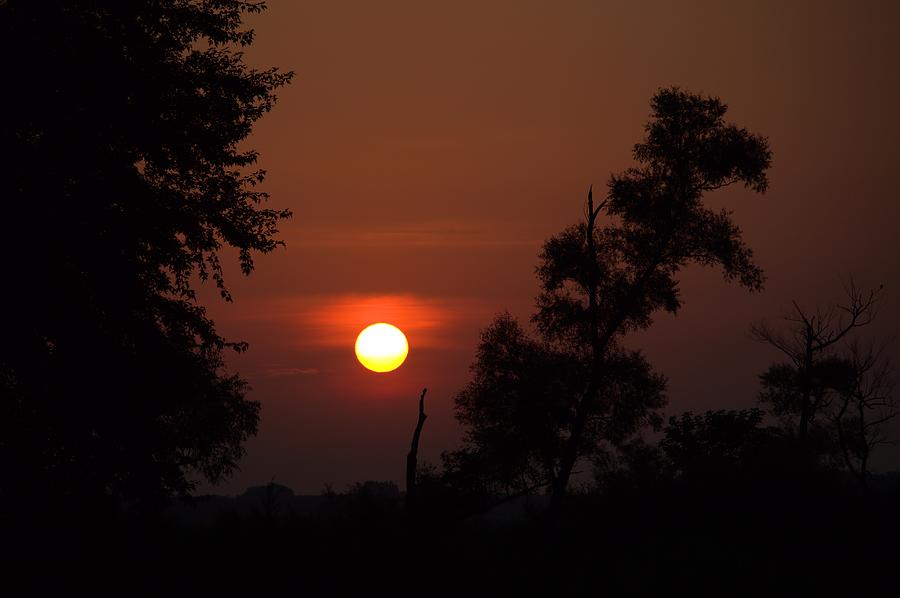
xmin=234 ymin=293 xmax=495 ymax=351
xmin=294 ymin=293 xmax=481 ymax=349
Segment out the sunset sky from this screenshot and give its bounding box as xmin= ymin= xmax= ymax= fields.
xmin=199 ymin=0 xmax=900 ymax=494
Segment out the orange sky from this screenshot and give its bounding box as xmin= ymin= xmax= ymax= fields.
xmin=199 ymin=0 xmax=900 ymax=494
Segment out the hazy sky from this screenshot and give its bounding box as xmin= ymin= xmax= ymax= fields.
xmin=199 ymin=0 xmax=900 ymax=494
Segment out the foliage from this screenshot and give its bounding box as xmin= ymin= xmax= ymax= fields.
xmin=758 ymin=357 xmax=855 ymax=428
xmin=752 ymin=281 xmax=881 ymax=441
xmin=450 ymin=314 xmax=584 ymax=493
xmin=832 ymin=340 xmax=899 ymax=488
xmin=448 ymin=313 xmax=665 ymax=496
xmin=753 ymin=282 xmax=900 ymax=489
xmin=661 ymin=409 xmax=780 ymax=481
xmin=451 ymin=87 xmax=771 ymax=503
xmin=536 ymin=88 xmax=770 ymax=348
xmin=0 ymin=0 xmax=292 ymax=508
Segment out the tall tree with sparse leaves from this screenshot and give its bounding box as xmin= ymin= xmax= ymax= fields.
xmin=451 ymin=88 xmax=771 ymax=508
xmin=0 ymin=0 xmax=292 ymax=510
xmin=543 ymin=88 xmax=771 ymax=507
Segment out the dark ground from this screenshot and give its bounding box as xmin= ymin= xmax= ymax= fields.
xmin=6 ymin=472 xmax=899 ymax=596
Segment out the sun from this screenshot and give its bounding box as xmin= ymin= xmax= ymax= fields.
xmin=354 ymin=323 xmax=409 ymax=373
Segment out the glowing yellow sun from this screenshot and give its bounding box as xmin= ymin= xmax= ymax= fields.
xmin=354 ymin=323 xmax=409 ymax=373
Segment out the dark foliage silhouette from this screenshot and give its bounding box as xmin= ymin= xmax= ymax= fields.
xmin=447 ymin=88 xmax=772 ymax=509
xmin=660 ymin=409 xmax=783 ymax=483
xmin=544 ymin=88 xmax=772 ymax=506
xmin=832 ymin=339 xmax=898 ymax=490
xmin=752 ymin=280 xmax=881 ymax=444
xmin=0 ymin=0 xmax=292 ymax=513
xmin=447 ymin=312 xmax=664 ymax=499
xmin=753 ymin=281 xmax=897 ymax=487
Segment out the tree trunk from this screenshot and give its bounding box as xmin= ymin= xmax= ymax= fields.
xmin=798 ymin=331 xmax=814 ymax=442
xmin=550 ymin=254 xmax=665 ymax=507
xmin=549 ymin=187 xmax=676 ymax=510
xmin=857 ymin=398 xmax=870 ymax=493
xmin=549 ymin=379 xmax=595 ymax=511
xmin=549 ymin=189 xmax=601 ymax=511
xmin=405 ymin=388 xmax=427 ymax=513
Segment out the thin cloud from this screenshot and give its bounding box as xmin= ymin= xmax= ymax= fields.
xmin=223 ymin=293 xmax=498 ymax=352
xmin=235 ymin=293 xmax=492 ymax=350
xmin=296 ymin=294 xmax=474 ymax=349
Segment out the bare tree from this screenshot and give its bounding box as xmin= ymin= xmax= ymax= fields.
xmin=405 ymin=388 xmax=428 ymax=512
xmin=833 ymin=340 xmax=898 ymax=491
xmin=751 ymin=280 xmax=882 ymax=441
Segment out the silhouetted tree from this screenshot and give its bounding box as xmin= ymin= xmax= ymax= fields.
xmin=405 ymin=388 xmax=427 ymax=512
xmin=450 ymin=313 xmax=667 ymax=499
xmin=832 ymin=340 xmax=898 ymax=491
xmin=0 ymin=1 xmax=292 ymax=511
xmin=752 ymin=281 xmax=881 ymax=444
xmin=452 ymin=314 xmax=663 ymax=495
xmin=447 ymin=314 xmax=583 ymax=497
xmin=450 ymin=89 xmax=771 ymax=509
xmin=661 ymin=409 xmax=781 ymax=484
xmin=536 ymin=88 xmax=771 ymax=507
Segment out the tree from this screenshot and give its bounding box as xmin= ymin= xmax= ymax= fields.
xmin=450 ymin=89 xmax=771 ymax=508
xmin=448 ymin=314 xmax=586 ymax=497
xmin=832 ymin=340 xmax=898 ymax=490
xmin=539 ymin=88 xmax=771 ymax=506
xmin=661 ymin=409 xmax=780 ymax=484
xmin=405 ymin=388 xmax=428 ymax=512
xmin=447 ymin=312 xmax=664 ymax=507
xmin=0 ymin=1 xmax=292 ymax=510
xmin=752 ymin=281 xmax=882 ymax=443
